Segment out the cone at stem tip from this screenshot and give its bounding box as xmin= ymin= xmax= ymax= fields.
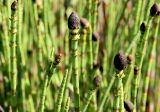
xmin=150 ymin=3 xmax=160 ymax=17
xmin=127 ymin=55 xmax=133 ymax=65
xmin=124 ymin=100 xmax=134 ymax=112
xmin=114 ymin=52 xmax=128 ymax=71
xmin=134 ymin=66 xmax=139 ymax=75
xmin=68 ymin=12 xmax=80 ymax=29
xmin=80 ymin=17 xmax=89 ymax=28
xmin=140 ymin=22 xmax=146 ymax=33
xmin=92 ymin=32 xmax=100 ymax=41
xmin=54 ymin=53 xmax=62 ymax=65
xmin=11 ymin=1 xmax=18 ymax=11
xmin=93 ymin=75 xmax=102 ymax=88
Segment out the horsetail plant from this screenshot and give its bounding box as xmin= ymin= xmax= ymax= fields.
xmin=68 ymin=12 xmax=80 ymax=112
xmin=10 ymin=0 xmax=18 ymax=94
xmin=80 ymin=17 xmax=89 ymax=79
xmin=1 ymin=0 xmax=160 ymax=111
xmin=16 ymin=0 xmax=26 ymax=111
xmin=113 ymin=52 xmax=128 ymax=112
xmin=124 ymin=55 xmax=134 ymax=99
xmin=56 ymin=70 xmax=68 ymax=112
xmin=82 ymin=75 xmax=102 ymax=112
xmin=132 ymin=4 xmax=159 ymax=111
xmin=92 ymin=32 xmax=100 ymax=63
xmin=141 ymin=11 xmax=160 ymax=112
xmin=97 ymin=74 xmax=115 ymax=112
xmin=91 ymin=0 xmax=99 ymax=32
xmin=131 ymin=66 xmax=139 ymax=112
xmin=37 ymin=19 xmax=44 ymax=81
xmin=64 ymin=97 xmax=70 ymax=112
xmin=39 ymin=49 xmax=61 ymax=112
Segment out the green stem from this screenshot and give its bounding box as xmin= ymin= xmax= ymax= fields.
xmin=141 ymin=17 xmax=159 ymax=112
xmin=56 ymin=70 xmax=69 ymax=112
xmin=10 ymin=1 xmax=18 ymax=94
xmin=113 ymin=71 xmax=125 ymax=112
xmin=91 ymin=0 xmax=98 ymax=32
xmin=97 ymin=75 xmax=115 ymax=112
xmin=39 ymin=49 xmax=59 ymax=112
xmin=39 ymin=75 xmax=49 ymax=112
xmin=69 ymin=29 xmax=80 ymax=112
xmin=17 ymin=0 xmax=25 ymax=111
xmin=87 ymin=26 xmax=93 ymax=70
xmin=64 ymin=97 xmax=70 ymax=112
xmin=83 ymin=90 xmax=96 ymax=112
xmin=64 ymin=30 xmax=69 ymax=66
xmin=37 ymin=20 xmax=44 ymax=81
xmin=132 ymin=17 xmax=153 ymax=112
xmin=80 ymin=27 xmax=87 ymax=79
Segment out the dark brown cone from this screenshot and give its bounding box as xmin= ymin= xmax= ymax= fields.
xmin=11 ymin=1 xmax=17 ymax=11
xmin=134 ymin=66 xmax=139 ymax=75
xmin=150 ymin=3 xmax=160 ymax=16
xmin=140 ymin=22 xmax=146 ymax=33
xmin=80 ymin=17 xmax=89 ymax=28
xmin=92 ymin=32 xmax=100 ymax=41
xmin=54 ymin=53 xmax=62 ymax=64
xmin=114 ymin=52 xmax=128 ymax=71
xmin=68 ymin=12 xmax=80 ymax=29
xmin=93 ymin=62 xmax=100 ymax=70
xmin=124 ymin=100 xmax=134 ymax=112
xmin=27 ymin=49 xmax=33 ymax=57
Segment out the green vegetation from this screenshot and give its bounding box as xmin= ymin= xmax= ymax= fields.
xmin=0 ymin=0 xmax=160 ymax=112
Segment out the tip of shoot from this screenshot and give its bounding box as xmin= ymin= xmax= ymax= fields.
xmin=54 ymin=53 xmax=62 ymax=65
xmin=27 ymin=49 xmax=33 ymax=56
xmin=114 ymin=51 xmax=127 ymax=71
xmin=134 ymin=66 xmax=139 ymax=75
xmin=80 ymin=17 xmax=89 ymax=28
xmin=92 ymin=32 xmax=100 ymax=41
xmin=68 ymin=12 xmax=80 ymax=30
xmin=140 ymin=22 xmax=146 ymax=33
xmin=93 ymin=75 xmax=102 ymax=88
xmin=0 ymin=23 xmax=3 ymax=31
xmin=11 ymin=1 xmax=17 ymax=11
xmin=124 ymin=100 xmax=134 ymax=112
xmin=127 ymin=55 xmax=133 ymax=65
xmin=93 ymin=62 xmax=100 ymax=69
xmin=150 ymin=3 xmax=160 ymax=17
xmin=32 ymin=0 xmax=36 ymax=3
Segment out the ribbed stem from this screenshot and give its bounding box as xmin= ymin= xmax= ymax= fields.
xmin=80 ymin=28 xmax=87 ymax=79
xmin=10 ymin=1 xmax=18 ymax=94
xmin=39 ymin=75 xmax=49 ymax=112
xmin=64 ymin=97 xmax=70 ymax=112
xmin=83 ymin=90 xmax=96 ymax=112
xmin=91 ymin=0 xmax=98 ymax=32
xmin=70 ymin=29 xmax=80 ymax=112
xmin=141 ymin=18 xmax=159 ymax=112
xmin=17 ymin=0 xmax=25 ymax=111
xmin=56 ymin=70 xmax=69 ymax=112
xmin=39 ymin=49 xmax=59 ymax=112
xmin=113 ymin=71 xmax=125 ymax=112
xmin=87 ymin=26 xmax=93 ymax=70
xmin=132 ymin=17 xmax=153 ymax=112
xmin=98 ymin=75 xmax=115 ymax=112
